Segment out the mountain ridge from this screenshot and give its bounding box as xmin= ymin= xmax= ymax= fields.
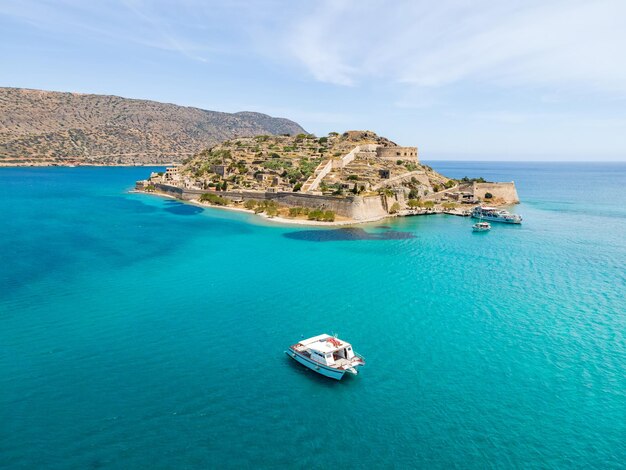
xmin=0 ymin=87 xmax=306 ymax=165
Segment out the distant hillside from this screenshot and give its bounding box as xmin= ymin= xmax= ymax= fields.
xmin=0 ymin=87 xmax=306 ymax=165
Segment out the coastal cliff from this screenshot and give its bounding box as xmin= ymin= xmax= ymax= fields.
xmin=0 ymin=87 xmax=306 ymax=166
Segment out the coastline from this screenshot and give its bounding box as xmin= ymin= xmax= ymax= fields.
xmin=132 ymin=189 xmax=394 ymax=227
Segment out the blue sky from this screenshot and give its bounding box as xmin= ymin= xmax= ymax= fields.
xmin=2 ymin=0 xmax=626 ymax=160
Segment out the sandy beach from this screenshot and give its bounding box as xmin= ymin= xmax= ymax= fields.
xmin=133 ymin=189 xmax=394 ymax=227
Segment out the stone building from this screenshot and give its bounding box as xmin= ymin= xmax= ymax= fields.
xmin=211 ymin=164 xmax=228 ymax=178
xmin=376 ymin=146 xmax=418 ymax=162
xmin=164 ymin=165 xmax=181 ymax=182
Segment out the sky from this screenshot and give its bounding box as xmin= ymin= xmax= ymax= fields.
xmin=2 ymin=0 xmax=626 ymax=161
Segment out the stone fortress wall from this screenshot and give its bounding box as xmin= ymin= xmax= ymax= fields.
xmin=376 ymin=146 xmax=418 ymax=162
xmin=152 ymin=183 xmax=389 ymax=220
xmin=473 ymin=182 xmax=519 ymax=204
xmin=140 ymin=140 xmax=520 ymax=221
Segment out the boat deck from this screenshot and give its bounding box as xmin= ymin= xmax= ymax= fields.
xmin=290 ymin=344 xmax=361 ymax=370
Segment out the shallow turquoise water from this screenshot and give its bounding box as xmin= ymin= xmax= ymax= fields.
xmin=1 ymin=163 xmax=625 ymax=468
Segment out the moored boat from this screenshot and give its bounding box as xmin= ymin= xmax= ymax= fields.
xmin=472 ymin=221 xmax=491 ymax=232
xmin=286 ymin=334 xmax=365 ymax=380
xmin=472 ymin=206 xmax=522 ymax=224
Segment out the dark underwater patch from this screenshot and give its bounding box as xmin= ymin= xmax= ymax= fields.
xmin=100 ymin=196 xmax=160 ymax=214
xmin=283 ymin=227 xmax=415 ymax=242
xmin=163 ymin=202 xmax=204 ymax=215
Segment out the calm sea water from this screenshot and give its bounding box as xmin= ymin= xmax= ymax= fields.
xmin=1 ymin=163 xmax=625 ymax=469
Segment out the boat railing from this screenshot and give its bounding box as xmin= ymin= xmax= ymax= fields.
xmin=352 ymin=351 xmax=366 ymax=363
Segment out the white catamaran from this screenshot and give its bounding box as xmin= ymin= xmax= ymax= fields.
xmin=472 ymin=206 xmax=522 ymax=224
xmin=286 ymin=334 xmax=365 ymax=380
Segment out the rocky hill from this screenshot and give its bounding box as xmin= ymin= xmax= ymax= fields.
xmin=158 ymin=130 xmax=449 ymax=197
xmin=0 ymin=87 xmax=306 ymax=165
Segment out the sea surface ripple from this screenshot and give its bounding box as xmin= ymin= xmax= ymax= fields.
xmin=1 ymin=163 xmax=625 ymax=469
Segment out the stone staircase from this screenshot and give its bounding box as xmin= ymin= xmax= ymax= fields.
xmin=301 ymin=159 xmax=333 ymax=192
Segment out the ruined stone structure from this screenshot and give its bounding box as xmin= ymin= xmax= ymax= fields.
xmin=376 ymin=146 xmax=418 ymax=162
xmin=150 ymin=183 xmax=391 ymax=220
xmin=473 ymin=182 xmax=519 ymax=204
xmin=135 ymin=131 xmax=521 ymax=223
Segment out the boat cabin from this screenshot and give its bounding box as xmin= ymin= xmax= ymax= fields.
xmin=297 ymin=334 xmax=357 ymax=367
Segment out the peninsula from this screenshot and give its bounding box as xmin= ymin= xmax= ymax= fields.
xmin=136 ymin=131 xmax=519 ymax=224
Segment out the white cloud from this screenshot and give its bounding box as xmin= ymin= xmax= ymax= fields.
xmin=284 ymin=0 xmax=626 ymax=93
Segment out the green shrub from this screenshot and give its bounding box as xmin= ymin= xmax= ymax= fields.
xmin=442 ymin=202 xmax=457 ymax=209
xmin=323 ymin=210 xmax=335 ymax=222
xmin=389 ymin=202 xmax=401 ymax=214
xmin=244 ymin=200 xmax=257 ymax=210
xmin=318 ymin=137 xmax=328 ymax=144
xmin=298 ymin=158 xmax=321 ymax=178
xmin=307 ymin=209 xmax=335 ymax=221
xmin=293 ymin=183 xmax=303 ymax=192
xmin=407 ymin=199 xmax=421 ymax=208
xmin=199 ymin=193 xmax=227 ymax=206
xmin=484 ymin=192 xmax=493 ymax=199
xmin=347 ymin=175 xmax=359 ymax=181
xmin=308 ymin=209 xmax=323 ymax=221
xmin=460 ymin=176 xmax=487 ymax=183
xmin=253 ymin=200 xmax=278 ymax=214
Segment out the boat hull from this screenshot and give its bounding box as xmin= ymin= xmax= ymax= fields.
xmin=285 ymin=350 xmax=346 ymax=380
xmin=472 ymin=214 xmax=521 ymax=224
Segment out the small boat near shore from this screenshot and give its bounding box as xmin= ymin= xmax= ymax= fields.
xmin=472 ymin=206 xmax=522 ymax=224
xmin=472 ymin=221 xmax=491 ymax=232
xmin=286 ymin=334 xmax=365 ymax=380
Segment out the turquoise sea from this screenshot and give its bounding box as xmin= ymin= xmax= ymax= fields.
xmin=1 ymin=162 xmax=625 ymax=469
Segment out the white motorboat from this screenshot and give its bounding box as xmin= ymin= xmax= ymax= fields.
xmin=472 ymin=206 xmax=522 ymax=224
xmin=286 ymin=334 xmax=365 ymax=380
xmin=472 ymin=221 xmax=491 ymax=232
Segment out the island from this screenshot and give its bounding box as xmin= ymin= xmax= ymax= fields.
xmin=135 ymin=130 xmax=519 ymax=224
